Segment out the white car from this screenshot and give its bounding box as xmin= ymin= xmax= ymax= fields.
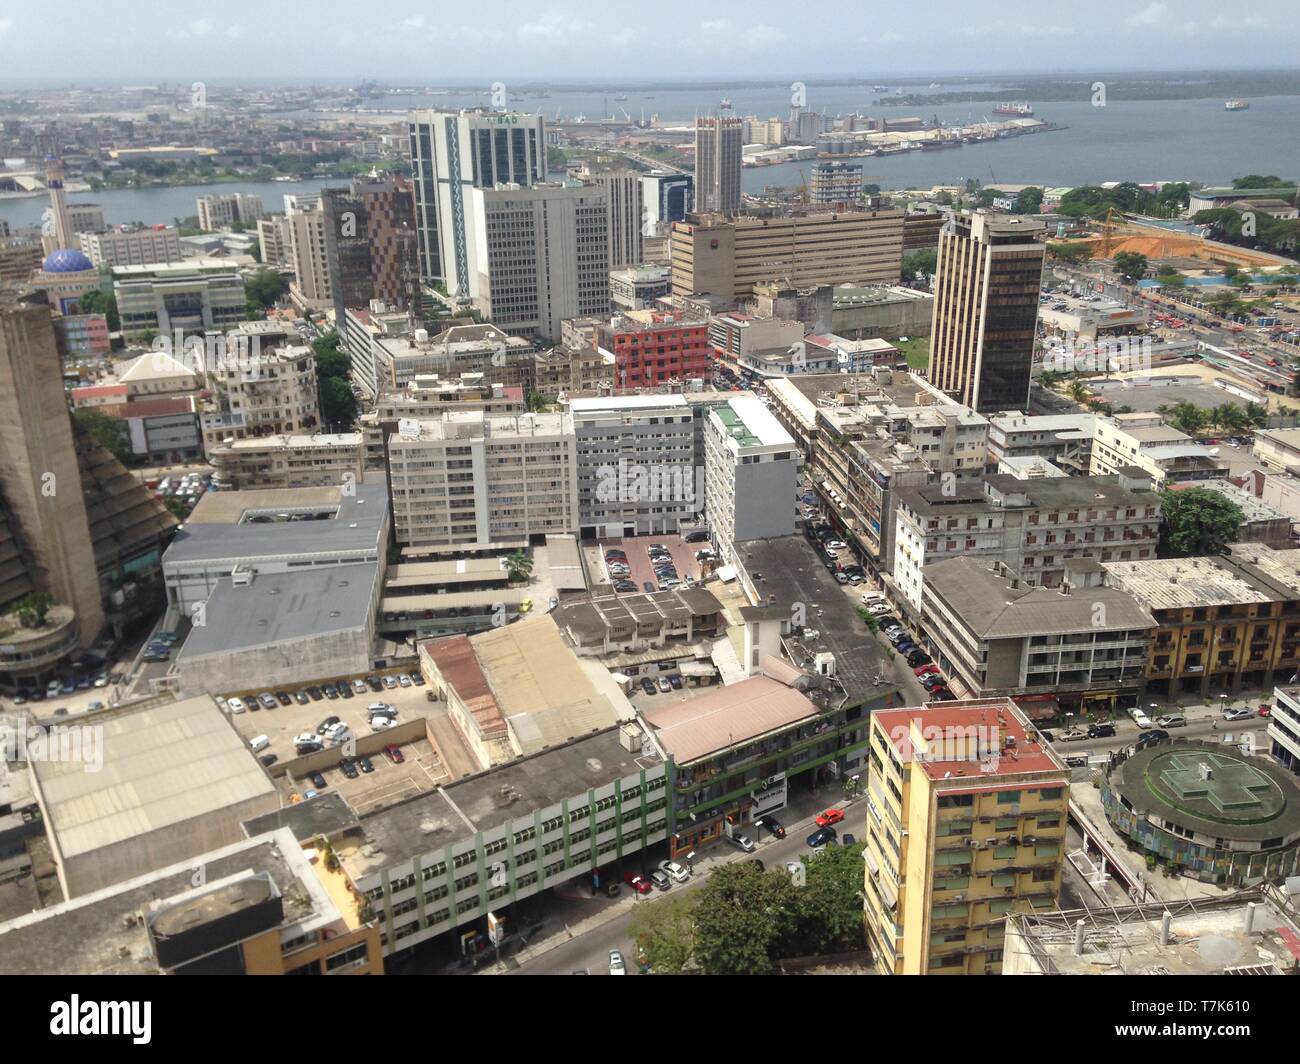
xmin=383 ymin=675 xmax=399 ymax=689
xmin=825 ymin=540 xmax=847 ymax=550
xmin=293 ymin=732 xmax=319 ymax=746
xmin=1130 ymin=707 xmax=1154 ymax=730
xmin=608 ymin=950 xmax=626 ymax=976
xmin=398 ymin=674 xmax=412 ymax=688
xmin=658 ymin=860 xmax=690 ymax=883
xmin=371 ymin=716 xmax=399 ymax=731
xmin=227 ymin=697 xmax=246 ymax=714
xmin=868 ymin=602 xmax=892 ymax=615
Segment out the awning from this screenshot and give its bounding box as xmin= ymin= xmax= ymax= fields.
xmin=863 ymin=848 xmax=880 ymax=875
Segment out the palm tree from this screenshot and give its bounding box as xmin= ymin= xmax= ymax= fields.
xmin=505 ymin=549 xmax=533 ymax=583
xmin=1067 ymin=378 xmax=1091 ymax=404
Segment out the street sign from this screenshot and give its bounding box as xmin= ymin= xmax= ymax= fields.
xmin=487 ymin=911 xmax=503 ymax=947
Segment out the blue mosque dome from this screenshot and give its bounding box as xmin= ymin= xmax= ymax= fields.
xmin=42 ymin=248 xmax=94 ymax=274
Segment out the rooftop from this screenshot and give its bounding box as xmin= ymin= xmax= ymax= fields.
xmin=640 ymin=674 xmax=820 ymax=765
xmin=711 ymin=395 xmax=795 ymax=450
xmin=556 ymin=587 xmax=724 ymax=643
xmin=29 ymin=695 xmax=277 ymax=862
xmin=1105 ymin=548 xmax=1300 ymax=609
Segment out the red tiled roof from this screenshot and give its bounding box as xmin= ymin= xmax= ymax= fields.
xmin=71 ymin=384 xmax=128 ymax=400
xmin=423 ymin=634 xmax=506 ymax=739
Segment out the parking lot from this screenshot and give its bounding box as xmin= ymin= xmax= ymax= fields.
xmin=588 ymin=533 xmax=706 ymax=594
xmin=275 ymin=732 xmax=449 ymax=815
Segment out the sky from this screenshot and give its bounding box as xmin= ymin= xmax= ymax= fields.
xmin=0 ymin=0 xmax=1298 ymax=85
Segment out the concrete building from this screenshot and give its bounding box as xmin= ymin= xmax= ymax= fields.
xmin=52 ymin=312 xmax=110 ymax=359
xmin=386 ymin=411 xmax=578 ymax=546
xmin=709 ymin=312 xmax=805 ymax=365
xmin=571 ymin=394 xmax=699 ymax=539
xmin=831 ymin=283 xmax=934 ymax=340
xmin=862 ymin=698 xmax=1070 ymax=975
xmin=1090 ymin=417 xmax=1228 ymax=484
xmin=555 ymin=587 xmax=725 ymax=657
xmin=461 ymin=182 xmax=610 ymax=342
xmin=641 ymin=171 xmax=694 ymax=231
xmin=987 ymin=412 xmax=1097 ymax=472
xmin=893 ymin=472 xmax=1161 ymax=618
xmin=581 ymin=168 xmax=642 ymax=269
xmin=532 ymin=343 xmax=615 ymax=400
xmin=1104 ymin=544 xmax=1300 ymax=698
xmin=1270 ymin=684 xmax=1300 ymax=776
xmin=751 ymin=280 xmax=833 ymax=335
xmin=0 ymin=828 xmax=383 ymax=975
xmin=196 ymin=192 xmax=265 ymax=231
xmin=923 ymin=556 xmax=1155 ymax=714
xmin=373 ymin=322 xmax=534 ymax=391
xmin=694 ymin=116 xmax=743 ymax=215
xmin=78 ymin=225 xmax=182 ymax=268
xmin=209 ymin=432 xmax=365 ymax=491
xmin=200 ymin=343 xmax=320 ymax=451
xmin=928 ymin=212 xmax=1046 ymax=414
xmin=407 ymin=109 xmax=548 ymax=286
xmin=113 ymin=260 xmax=247 ymax=340
xmin=704 ymin=395 xmax=799 ymax=563
xmin=596 ymin=309 xmax=712 ymax=389
xmin=609 ymin=264 xmax=671 ymax=311
xmin=256 ymin=214 xmax=294 ymax=267
xmin=671 ymin=209 xmax=905 ymax=300
xmin=810 ymin=160 xmax=863 ymax=204
xmin=321 ymin=176 xmax=418 ymax=334
xmin=1254 ymin=428 xmax=1300 ymax=475
xmin=25 ymin=695 xmax=280 ymax=899
xmin=0 ymin=238 xmax=41 ymax=285
xmin=288 ymin=205 xmax=332 ymax=310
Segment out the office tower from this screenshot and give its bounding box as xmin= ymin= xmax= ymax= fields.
xmin=693 ymin=116 xmax=743 ymax=215
xmin=257 ymin=215 xmax=294 ymax=267
xmin=462 ymin=183 xmax=609 ymax=342
xmin=320 ymin=176 xmax=418 ymax=332
xmin=0 ymin=299 xmax=105 ymax=656
xmin=407 ymin=110 xmax=548 ymax=287
xmin=862 ymin=698 xmax=1069 ymax=975
xmin=288 ymin=205 xmax=332 ymax=309
xmin=196 ymin=192 xmax=265 ymax=231
xmin=320 ymin=186 xmax=374 ymax=331
xmin=810 ymin=161 xmax=863 ymax=204
xmin=78 ymin=226 xmax=183 ymax=268
xmin=583 ymin=169 xmax=642 ymax=269
xmin=641 ymin=171 xmax=694 ymax=231
xmin=928 ymin=212 xmax=1046 ymax=414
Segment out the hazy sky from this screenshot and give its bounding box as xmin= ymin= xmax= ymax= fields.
xmin=1 ymin=0 xmax=1298 ymax=84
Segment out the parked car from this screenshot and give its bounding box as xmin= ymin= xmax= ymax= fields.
xmin=907 ymin=651 xmax=932 ymax=667
xmin=896 ymin=641 xmax=917 ymax=655
xmin=1222 ymin=707 xmax=1254 ymax=722
xmin=294 ymin=732 xmax=320 ymax=746
xmin=608 ymin=950 xmax=627 ymax=975
xmin=806 ymin=826 xmax=837 ymax=848
xmin=383 ymin=675 xmax=399 ymax=689
xmin=657 ymin=676 xmax=672 ymax=693
xmin=643 ymin=581 xmax=656 ymax=593
xmin=914 ymin=664 xmax=940 ymax=677
xmin=371 ymin=716 xmax=399 ymax=731
xmin=841 ymin=833 xmax=857 ymax=848
xmin=614 ymin=581 xmax=638 ymax=593
xmin=1259 ymin=704 xmax=1273 ymax=717
xmin=308 ymin=771 xmax=327 ymax=789
xmin=296 ymin=741 xmax=324 ymax=755
xmin=624 ymin=872 xmax=653 ymax=895
xmin=358 ymin=756 xmax=374 ymax=774
xmin=755 ymin=815 xmax=785 ymax=839
xmin=275 ymin=691 xmax=292 ymax=706
xmin=227 ymin=697 xmax=246 ymax=714
xmin=340 ymin=759 xmax=359 ymax=780
xmin=1087 ymin=722 xmax=1117 ymax=738
xmin=727 ymin=833 xmax=756 ymax=853
xmin=1063 ymin=754 xmax=1089 ymax=768
xmin=1155 ymin=714 xmax=1187 ymax=729
xmin=366 ymin=675 xmax=383 ymax=691
xmin=684 ymin=530 xmax=710 ymax=543
xmin=1057 ymin=727 xmax=1090 ymax=742
xmin=1129 ymin=707 xmax=1153 ymax=729
xmin=293 ymin=689 xmax=310 ymax=705
xmin=384 ymin=744 xmax=405 ymax=764
xmin=816 ymin=808 xmax=845 ymax=828
xmin=668 ymin=674 xmax=683 ymax=690
xmin=368 ymin=702 xmax=397 ymax=719
xmin=409 ymin=672 xmax=424 ymax=686
xmin=649 ymin=870 xmax=671 ymax=891
xmin=640 ymin=677 xmax=657 ymax=695
xmin=1135 ymin=729 xmax=1170 ymax=749
xmin=259 ymin=754 xmax=278 ymax=767
xmin=352 ymin=679 xmax=369 ymax=695
xmin=867 ymin=602 xmax=892 ymax=615
xmin=398 ymin=674 xmax=412 ymax=688
xmin=316 ymin=716 xmax=341 ymax=735
xmin=659 ymin=860 xmax=690 ymax=883
xmin=338 ymin=682 xmax=354 ymax=699
xmin=825 ymin=540 xmax=847 ymax=550
xmin=322 ymin=684 xmax=339 ymax=700
xmin=306 ymin=686 xmax=324 ymax=701
xmin=258 ymin=693 xmax=277 ymax=710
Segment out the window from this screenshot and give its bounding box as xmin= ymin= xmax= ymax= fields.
xmin=996 ymin=791 xmax=1020 ymax=805
xmin=324 ymin=943 xmax=370 ymax=973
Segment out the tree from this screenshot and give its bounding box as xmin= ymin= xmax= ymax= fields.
xmin=1013 ymin=186 xmax=1043 ymax=214
xmin=76 ymin=288 xmax=120 ymax=331
xmin=1113 ymin=251 xmax=1148 ymax=284
xmin=73 ymin=407 xmax=133 ymax=464
xmin=627 ymin=893 xmax=695 ymax=975
xmin=11 ymin=591 xmax=54 ymax=628
xmin=1158 ymin=487 xmax=1243 ymax=558
xmin=319 ymin=376 xmax=357 ymax=428
xmin=1067 ymin=378 xmax=1091 ymax=404
xmin=691 ymin=862 xmax=798 ymax=975
xmin=787 ymin=844 xmax=869 ymax=955
xmin=902 ymin=247 xmax=937 ymax=280
xmin=505 ymin=549 xmax=533 ymax=583
xmin=1048 ymin=242 xmax=1090 ymax=266
xmin=1156 ymin=401 xmax=1209 ymax=435
xmin=245 ymin=269 xmax=289 ymax=314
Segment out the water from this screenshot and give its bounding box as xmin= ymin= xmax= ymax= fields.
xmin=3 ymin=87 xmax=1297 ymax=230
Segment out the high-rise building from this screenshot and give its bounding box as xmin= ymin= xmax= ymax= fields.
xmin=112 ymin=261 xmax=247 ymax=339
xmin=641 ymin=172 xmax=694 ymax=231
xmin=78 ymin=225 xmax=182 ymax=268
xmin=407 ymin=110 xmax=548 ymax=287
xmin=320 ymin=176 xmax=418 ymax=332
xmin=288 ymin=205 xmax=332 ymax=310
xmin=256 ymin=215 xmax=293 ymax=267
xmin=196 ymin=192 xmax=266 ymax=231
xmin=200 ymin=343 xmax=321 ymax=450
xmin=810 ymin=161 xmax=863 ymax=205
xmin=693 ymin=116 xmax=743 ymax=215
xmin=595 ymin=309 xmax=712 ymax=389
xmin=862 ymin=697 xmax=1070 ymax=975
xmin=461 ymin=183 xmax=609 ymax=342
xmin=582 ymin=169 xmax=642 ymax=269
xmin=927 ymin=212 xmax=1046 ymax=414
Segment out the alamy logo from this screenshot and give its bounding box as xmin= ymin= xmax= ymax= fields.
xmin=49 ymin=996 xmax=151 ymax=1044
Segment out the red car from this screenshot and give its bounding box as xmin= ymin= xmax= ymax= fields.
xmin=384 ymin=743 xmax=405 ymax=764
xmin=816 ymin=808 xmax=845 ymax=828
xmin=1259 ymin=704 xmax=1272 ymax=717
xmin=622 ymin=871 xmax=653 ymax=895
xmin=914 ymin=663 xmax=940 ymax=677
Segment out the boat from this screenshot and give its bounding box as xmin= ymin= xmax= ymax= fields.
xmin=993 ymin=102 xmax=1034 ymax=116
xmin=1225 ymin=99 xmax=1249 ymax=111
xmin=872 ymin=85 xmax=890 ymax=92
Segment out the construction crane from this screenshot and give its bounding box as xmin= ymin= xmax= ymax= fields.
xmin=1099 ymin=205 xmax=1126 ymax=259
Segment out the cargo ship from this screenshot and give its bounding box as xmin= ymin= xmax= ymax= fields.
xmin=993 ymin=102 xmax=1034 ymax=116
xmin=1225 ymin=99 xmax=1249 ymax=111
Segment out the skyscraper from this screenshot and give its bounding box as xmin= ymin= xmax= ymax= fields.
xmin=641 ymin=171 xmax=694 ymax=232
xmin=407 ymin=110 xmax=548 ymax=289
xmin=581 ymin=169 xmax=642 ymax=269
xmin=927 ymin=212 xmax=1046 ymax=414
xmin=693 ymin=116 xmax=743 ymax=215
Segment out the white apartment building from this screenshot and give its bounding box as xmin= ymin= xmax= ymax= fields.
xmin=200 ymin=344 xmax=321 ymax=451
xmin=373 ymin=323 xmax=534 ymax=390
xmin=208 ymin=432 xmax=365 ymax=491
xmin=891 ymin=472 xmax=1162 ymax=618
xmin=609 ymin=264 xmax=671 ymax=311
xmin=571 ymin=395 xmax=699 ymax=539
xmin=79 ymin=226 xmax=182 ymax=268
xmin=257 ymin=215 xmax=294 ymax=267
xmin=112 ymin=261 xmax=247 ymax=340
xmin=704 ymin=395 xmax=800 ymax=563
xmin=1270 ymin=684 xmax=1300 ymax=776
xmin=196 ymin=193 xmax=265 ymax=231
xmin=463 ymin=182 xmax=610 ymax=342
xmin=289 ymin=206 xmax=332 ymax=309
xmin=386 ymin=411 xmax=579 ymax=546
xmin=582 ymin=169 xmax=642 ymax=269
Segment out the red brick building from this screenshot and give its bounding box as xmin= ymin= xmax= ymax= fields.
xmin=595 ymin=310 xmax=712 ymax=389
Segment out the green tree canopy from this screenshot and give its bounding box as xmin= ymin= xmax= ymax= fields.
xmin=74 ymin=407 xmax=132 ymax=464
xmin=902 ymin=247 xmax=937 ymax=279
xmin=245 ymin=269 xmax=289 ymax=314
xmin=628 ymin=893 xmax=695 ymax=975
xmin=76 ymin=288 xmax=119 ymax=331
xmin=1113 ymin=251 xmax=1148 ymax=283
xmin=1158 ymin=487 xmax=1244 ymax=558
xmin=1012 ymin=186 xmax=1044 ymax=214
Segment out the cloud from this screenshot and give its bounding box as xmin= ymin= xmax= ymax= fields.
xmin=517 ymin=9 xmax=595 ymax=43
xmin=0 ymin=17 xmax=12 ymax=38
xmin=745 ymin=24 xmax=784 ymax=46
xmin=609 ymin=28 xmax=638 ymax=47
xmin=701 ymin=19 xmax=733 ymax=34
xmin=170 ymin=17 xmax=246 ymax=42
xmin=1126 ymin=2 xmax=1167 ymax=28
xmin=225 ymin=24 xmax=244 ymax=41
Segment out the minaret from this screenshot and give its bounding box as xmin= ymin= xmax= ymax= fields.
xmin=44 ymin=155 xmax=73 ymax=251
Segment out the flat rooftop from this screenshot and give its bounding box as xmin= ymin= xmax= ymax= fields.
xmin=712 ymin=395 xmax=794 ymax=449
xmin=1105 ymin=549 xmax=1300 ymax=609
xmin=735 ymin=535 xmax=899 ymax=709
xmin=29 ymin=695 xmax=277 ymax=861
xmin=557 ymin=587 xmax=723 ymax=642
xmin=340 ymin=727 xmax=653 ymax=879
xmin=1010 ymin=891 xmax=1300 ymax=975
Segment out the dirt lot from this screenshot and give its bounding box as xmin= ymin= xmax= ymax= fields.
xmin=590 ymin=533 xmax=704 ymax=593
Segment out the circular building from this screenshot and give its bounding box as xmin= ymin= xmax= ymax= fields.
xmin=41 ymin=248 xmax=94 ymax=274
xmin=1101 ymin=739 xmax=1300 ymax=886
xmin=31 ymin=248 xmax=100 ymax=315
